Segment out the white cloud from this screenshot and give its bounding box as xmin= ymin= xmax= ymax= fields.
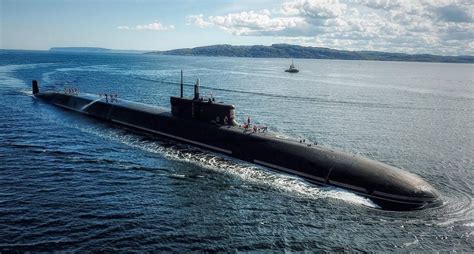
xmin=207 ymin=10 xmax=304 ymax=35
xmin=117 ymin=22 xmax=174 ymax=31
xmin=186 ymin=14 xmax=212 ymax=28
xmin=351 ymin=0 xmax=403 ymax=10
xmin=187 ymin=0 xmax=474 ymax=55
xmin=281 ymin=0 xmax=347 ymax=19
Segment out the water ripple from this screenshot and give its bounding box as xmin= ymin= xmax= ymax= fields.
xmin=0 ymin=52 xmax=472 ymax=252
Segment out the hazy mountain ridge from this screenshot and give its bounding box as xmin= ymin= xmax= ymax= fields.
xmin=147 ymin=44 xmax=474 ymax=63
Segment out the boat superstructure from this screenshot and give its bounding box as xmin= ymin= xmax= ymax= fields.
xmin=285 ymin=60 xmax=299 ymax=73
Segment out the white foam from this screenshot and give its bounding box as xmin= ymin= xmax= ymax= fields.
xmin=19 ymin=89 xmax=34 ymax=97
xmin=403 ymin=236 xmax=419 ymax=247
xmin=55 ymin=65 xmax=117 ymax=73
xmin=67 ymin=123 xmax=378 ymax=209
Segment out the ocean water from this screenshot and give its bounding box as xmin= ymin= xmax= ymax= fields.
xmin=0 ymin=50 xmax=472 ymax=252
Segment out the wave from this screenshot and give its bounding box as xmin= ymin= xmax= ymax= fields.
xmin=0 ymin=63 xmax=56 ymax=93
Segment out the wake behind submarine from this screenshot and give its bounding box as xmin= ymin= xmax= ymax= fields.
xmin=31 ymin=75 xmax=441 ymax=211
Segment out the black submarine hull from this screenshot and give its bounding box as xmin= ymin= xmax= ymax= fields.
xmin=33 ymin=86 xmax=441 ymax=211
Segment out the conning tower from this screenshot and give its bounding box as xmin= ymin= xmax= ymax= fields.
xmin=170 ymin=72 xmax=237 ymax=125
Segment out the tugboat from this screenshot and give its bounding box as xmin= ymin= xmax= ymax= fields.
xmin=30 ymin=73 xmax=441 ymax=211
xmin=285 ymin=60 xmax=299 ymax=73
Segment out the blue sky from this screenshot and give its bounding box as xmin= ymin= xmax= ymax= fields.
xmin=1 ymin=0 xmax=473 ymax=55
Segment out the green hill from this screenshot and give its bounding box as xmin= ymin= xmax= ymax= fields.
xmin=147 ymin=44 xmax=473 ymax=63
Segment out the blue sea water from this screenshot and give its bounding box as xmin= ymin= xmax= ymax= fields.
xmin=0 ymin=50 xmax=472 ymax=252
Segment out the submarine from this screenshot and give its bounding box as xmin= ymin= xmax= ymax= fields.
xmin=31 ymin=75 xmax=441 ymax=211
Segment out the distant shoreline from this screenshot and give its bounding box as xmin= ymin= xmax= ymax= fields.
xmin=2 ymin=46 xmax=473 ymax=64
xmin=147 ymin=44 xmax=474 ymax=64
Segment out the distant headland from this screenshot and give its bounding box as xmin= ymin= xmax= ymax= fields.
xmin=49 ymin=45 xmax=473 ymax=63
xmin=147 ymin=44 xmax=473 ymax=64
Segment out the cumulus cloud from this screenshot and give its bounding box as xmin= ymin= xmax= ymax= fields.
xmin=186 ymin=14 xmax=212 ymax=28
xmin=209 ymin=10 xmax=304 ymax=35
xmin=187 ymin=10 xmax=305 ymax=36
xmin=351 ymin=0 xmax=402 ymax=10
xmin=117 ymin=22 xmax=174 ymax=31
xmin=187 ymin=0 xmax=474 ymax=55
xmin=280 ymin=0 xmax=347 ymax=19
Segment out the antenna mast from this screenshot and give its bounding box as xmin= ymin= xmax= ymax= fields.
xmin=180 ymin=70 xmax=183 ymax=98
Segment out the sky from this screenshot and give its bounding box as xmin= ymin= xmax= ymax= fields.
xmin=1 ymin=0 xmax=473 ymax=55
